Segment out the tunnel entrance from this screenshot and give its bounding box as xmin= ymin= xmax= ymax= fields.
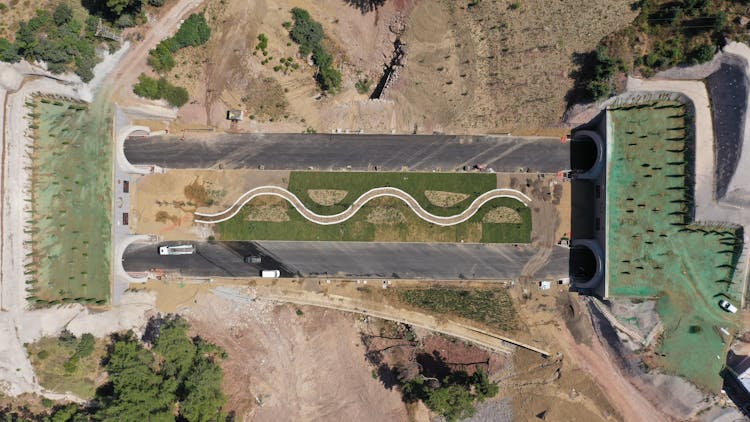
xmin=568 ymin=239 xmax=604 ymax=290
xmin=570 ymin=130 xmax=605 ymax=179
xmin=570 ymin=246 xmax=597 ymax=280
xmin=570 ymin=138 xmax=597 ymax=173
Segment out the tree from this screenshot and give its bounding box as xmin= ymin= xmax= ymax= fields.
xmin=75 ymin=333 xmax=96 ymax=358
xmin=317 ymin=65 xmax=342 ymax=93
xmin=53 ymin=3 xmax=74 ymax=26
xmin=0 ymin=38 xmax=19 ymax=63
xmin=147 ymin=42 xmax=175 ymax=72
xmin=115 ymin=14 xmax=136 ymax=28
xmin=133 ymin=74 xmax=161 ymax=99
xmin=161 ymin=81 xmax=189 ymax=107
xmin=106 ymin=0 xmax=138 ymax=16
xmin=470 ymin=369 xmax=499 ymax=401
xmin=290 ymin=7 xmax=323 ymax=56
xmin=689 ymin=44 xmax=715 ymax=64
xmin=96 ymin=333 xmax=177 ymax=421
xmin=426 ymin=385 xmax=476 ymax=422
xmin=148 ymin=0 xmax=165 ymax=6
xmin=179 ymin=358 xmax=226 ymax=422
xmin=153 ymin=316 xmax=196 ymax=379
xmin=172 ymin=13 xmax=211 ymax=48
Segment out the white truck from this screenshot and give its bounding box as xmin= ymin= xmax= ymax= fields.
xmin=158 ymin=244 xmax=195 ymax=256
xmin=261 ymin=270 xmax=280 ymax=278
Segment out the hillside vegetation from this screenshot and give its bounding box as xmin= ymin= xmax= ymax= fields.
xmin=0 ymin=0 xmax=166 ymax=80
xmin=574 ymin=0 xmax=750 ymax=101
xmin=134 ymin=13 xmax=211 ymax=106
xmin=288 ymin=7 xmax=341 ymax=93
xmin=1 ymin=316 xmax=229 ymax=421
xmin=0 ymin=4 xmax=103 ymax=81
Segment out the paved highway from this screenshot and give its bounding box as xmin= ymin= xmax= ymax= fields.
xmin=123 ymin=241 xmax=569 ymax=280
xmin=124 ymin=133 xmax=570 ymax=172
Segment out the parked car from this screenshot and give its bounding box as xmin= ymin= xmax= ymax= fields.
xmin=719 ymin=299 xmax=738 ymax=313
xmin=261 ymin=270 xmax=280 ymax=278
xmin=244 ymin=255 xmax=262 ymax=264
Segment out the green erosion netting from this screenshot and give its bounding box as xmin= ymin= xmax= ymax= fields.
xmin=607 ymin=101 xmax=743 ymax=390
xmin=28 ymin=98 xmax=113 ymax=305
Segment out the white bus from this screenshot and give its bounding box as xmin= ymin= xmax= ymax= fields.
xmin=158 ymin=244 xmax=195 ymax=256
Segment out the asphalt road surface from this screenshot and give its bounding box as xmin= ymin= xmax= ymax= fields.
xmin=706 ymin=61 xmax=746 ymax=200
xmin=124 ymin=133 xmax=570 ymax=173
xmin=123 ymin=241 xmax=569 ymax=280
xmin=123 ymin=241 xmax=294 ymax=277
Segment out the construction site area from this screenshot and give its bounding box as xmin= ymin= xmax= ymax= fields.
xmin=2 ymin=0 xmax=750 ymax=420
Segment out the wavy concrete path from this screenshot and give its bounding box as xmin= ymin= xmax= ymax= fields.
xmin=194 ymin=186 xmax=532 ymax=226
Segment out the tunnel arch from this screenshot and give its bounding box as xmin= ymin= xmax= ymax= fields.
xmin=571 ymin=130 xmax=605 ymax=179
xmin=569 ymin=239 xmax=604 ymax=289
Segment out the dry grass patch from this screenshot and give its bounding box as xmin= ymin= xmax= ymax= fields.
xmin=424 ymin=190 xmax=470 ymax=208
xmin=307 ymin=189 xmax=348 ymax=206
xmin=241 ymin=77 xmax=289 ymax=122
xmin=366 ymin=206 xmax=406 ymax=225
xmin=482 ymin=206 xmax=522 ymax=224
xmin=246 ymin=206 xmax=290 ymax=222
xmin=26 ymin=333 xmax=107 ymax=399
xmin=183 ymin=177 xmax=227 ymax=207
xmin=245 ymin=197 xmax=290 ymax=222
xmin=155 ymin=210 xmax=181 ymax=225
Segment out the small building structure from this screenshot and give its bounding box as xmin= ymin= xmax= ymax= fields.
xmin=227 ymin=109 xmax=244 ymax=121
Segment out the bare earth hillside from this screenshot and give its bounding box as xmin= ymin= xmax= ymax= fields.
xmin=163 ymin=0 xmax=637 ymax=134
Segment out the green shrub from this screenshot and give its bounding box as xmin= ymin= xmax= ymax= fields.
xmin=37 ymin=350 xmax=49 ymax=360
xmin=288 ymin=9 xmax=341 ymax=93
xmin=161 ymin=82 xmax=189 ymax=107
xmin=689 ymin=44 xmax=716 ymax=64
xmin=317 ymin=65 xmax=342 ymax=93
xmin=172 ymin=13 xmax=211 ymax=48
xmin=75 ymin=333 xmax=95 ymax=358
xmin=582 ymin=46 xmax=624 ymax=101
xmin=149 ymin=0 xmax=165 ymax=6
xmin=52 ymin=3 xmax=73 ymax=26
xmin=256 ymin=33 xmax=268 ymax=51
xmin=133 ymin=74 xmax=161 ymax=99
xmin=355 ymin=78 xmax=371 ymax=94
xmin=133 ymin=74 xmax=190 ymax=107
xmin=114 ymin=14 xmax=136 ymax=28
xmin=147 ymin=42 xmax=176 ymax=72
xmin=147 ymin=13 xmax=210 ymax=73
xmin=290 ymin=7 xmax=323 ymax=56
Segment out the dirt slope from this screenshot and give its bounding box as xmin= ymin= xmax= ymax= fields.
xmin=182 ymin=291 xmax=409 ymax=421
xmin=162 ymin=0 xmax=636 ymax=134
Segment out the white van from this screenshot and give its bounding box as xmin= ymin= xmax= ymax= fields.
xmin=261 ymin=270 xmax=280 ymax=278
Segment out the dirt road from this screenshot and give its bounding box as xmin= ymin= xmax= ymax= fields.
xmin=107 ymin=0 xmax=205 ymax=107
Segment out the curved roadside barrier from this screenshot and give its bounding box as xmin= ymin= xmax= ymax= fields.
xmin=194 ymin=186 xmax=532 ymax=226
